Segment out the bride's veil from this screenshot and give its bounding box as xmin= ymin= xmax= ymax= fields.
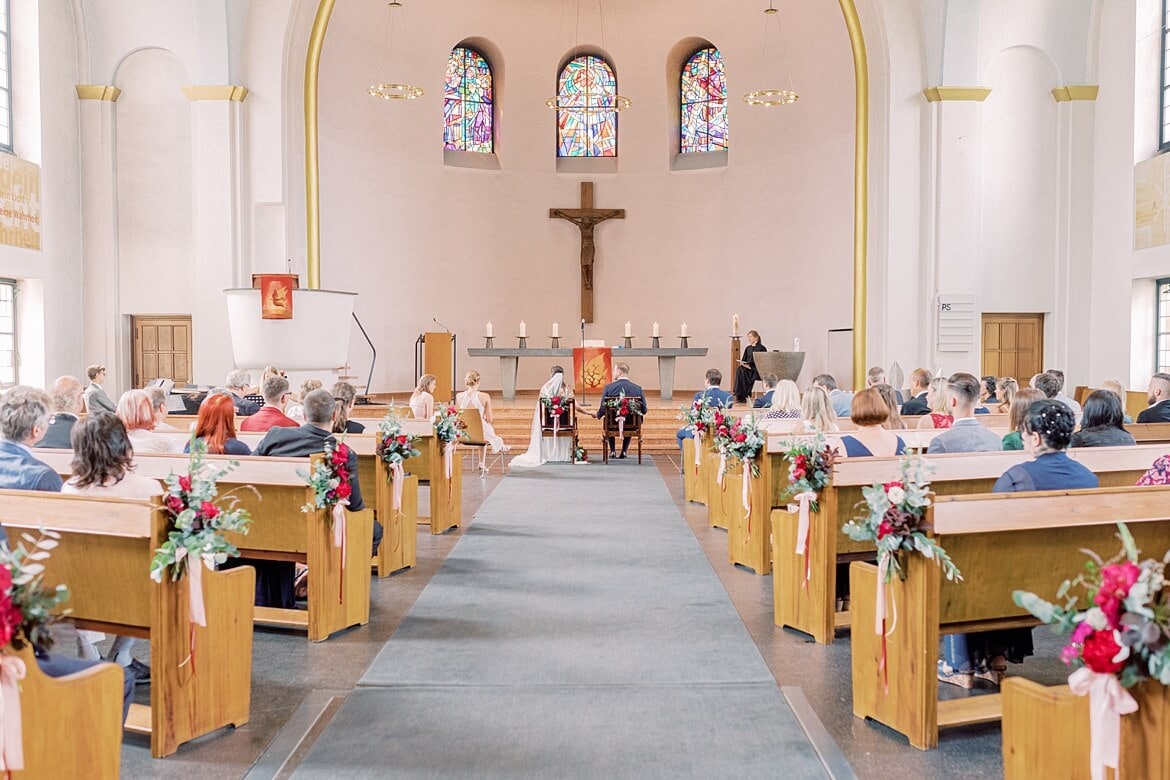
xmin=511 ymin=370 xmax=566 ymax=467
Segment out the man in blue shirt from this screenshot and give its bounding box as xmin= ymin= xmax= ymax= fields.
xmin=597 ymin=363 xmax=647 ymax=459
xmin=677 ymin=369 xmax=734 ymax=450
xmin=752 ymin=373 xmax=779 ymax=409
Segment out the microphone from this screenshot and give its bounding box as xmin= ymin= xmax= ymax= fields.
xmin=433 ymin=317 xmax=451 ymax=333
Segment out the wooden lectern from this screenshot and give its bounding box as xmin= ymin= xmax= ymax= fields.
xmin=416 ymin=332 xmax=456 ymax=403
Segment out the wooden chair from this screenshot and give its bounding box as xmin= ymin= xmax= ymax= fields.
xmin=540 ymin=398 xmax=578 ymax=459
xmin=459 ymin=407 xmax=507 ymax=476
xmin=601 ymin=404 xmax=643 ymax=464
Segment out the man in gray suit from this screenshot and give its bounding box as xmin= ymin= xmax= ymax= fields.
xmin=927 ymin=373 xmax=1003 ymax=454
xmin=813 ymin=374 xmax=854 ymax=418
xmin=82 ymin=364 xmax=116 ymax=414
xmin=35 ymin=375 xmax=84 ymax=449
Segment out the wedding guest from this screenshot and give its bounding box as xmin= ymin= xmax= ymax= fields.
xmin=753 ymin=374 xmax=779 ymax=409
xmin=225 ymin=370 xmax=261 ymax=417
xmin=900 ymin=368 xmax=932 ymax=416
xmin=677 ymin=369 xmax=733 ymax=449
xmin=456 ymin=371 xmax=507 ymax=453
xmin=331 ymin=381 xmax=366 ymax=434
xmin=838 ymin=389 xmax=905 ymax=458
xmin=926 ymin=374 xmax=1003 ymax=454
xmin=1069 ymin=390 xmax=1136 ymax=448
xmin=410 ymin=375 xmax=437 ymax=420
xmin=35 ymin=375 xmax=84 ymax=449
xmin=240 ymin=375 xmax=298 ymax=433
xmin=1035 ymin=371 xmax=1082 ymax=422
xmin=83 ymin=364 xmax=116 ymax=414
xmin=874 ymin=384 xmax=906 ymax=430
xmin=1137 ymin=373 xmax=1170 ymax=423
xmin=146 ymin=386 xmax=179 ymax=431
xmin=1046 ymin=369 xmax=1083 ymax=422
xmin=596 ymin=363 xmax=646 ymax=459
xmin=813 ymin=374 xmax=853 ymax=418
xmin=0 ymin=386 xmax=64 ymax=499
xmin=118 ymin=390 xmax=183 ymax=454
xmin=761 ymin=379 xmax=802 ymax=433
xmin=286 ymin=378 xmax=322 ymax=423
xmin=1100 ymin=380 xmax=1134 ymax=423
xmin=980 ymin=376 xmax=998 ymax=405
xmin=185 ymin=393 xmax=251 ymax=455
xmin=915 ymin=377 xmax=953 ymax=430
xmin=996 ymin=377 xmax=1019 ymax=414
xmin=1001 ymin=388 xmax=1042 ymax=451
xmin=867 ymin=367 xmax=902 ymax=403
xmin=733 ymin=330 xmax=766 ymax=404
xmin=800 ymin=385 xmax=839 ymax=433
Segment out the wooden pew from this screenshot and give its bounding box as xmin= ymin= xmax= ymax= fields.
xmin=1127 ymin=422 xmax=1170 ymax=444
xmin=38 ymin=451 xmax=373 ymax=643
xmin=848 ymin=486 xmax=1170 ymax=750
xmin=767 ymin=444 xmax=1166 ymax=645
xmin=10 ymin=644 xmax=124 ymax=777
xmin=0 ymin=491 xmax=254 ymax=758
xmin=682 ymin=431 xmax=713 ymax=506
xmin=373 ymin=446 xmax=419 ymax=576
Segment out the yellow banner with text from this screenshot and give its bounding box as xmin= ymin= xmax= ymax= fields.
xmin=0 ymin=154 xmax=40 ymax=251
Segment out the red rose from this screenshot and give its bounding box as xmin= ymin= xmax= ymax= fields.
xmin=882 ymin=480 xmax=903 ymax=491
xmin=734 ymin=433 xmax=747 ymax=443
xmin=793 ymin=467 xmax=806 ymax=480
xmin=167 ymin=495 xmax=185 ymax=514
xmin=1095 ymin=562 xmax=1142 ymax=627
xmin=335 ymin=480 xmax=352 ymax=500
xmin=1081 ymin=630 xmax=1127 ymax=674
xmin=178 ymin=474 xmax=192 ymax=492
xmin=397 ymin=435 xmax=408 ymax=445
xmin=0 ymin=565 xmax=12 ymax=593
xmin=200 ymin=501 xmax=220 ymax=520
xmin=331 ymin=448 xmax=347 ymax=467
xmin=0 ymin=595 xmax=19 ymax=647
xmin=877 ymin=520 xmax=894 ymax=539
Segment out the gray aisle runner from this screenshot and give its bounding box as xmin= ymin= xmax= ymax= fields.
xmin=294 ymin=462 xmax=845 ymax=779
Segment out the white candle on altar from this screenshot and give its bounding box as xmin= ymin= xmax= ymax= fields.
xmin=681 ymin=322 xmax=689 ymax=337
xmin=552 ymin=322 xmax=559 ymax=337
xmin=652 ymin=321 xmax=660 ymax=337
xmin=624 ymin=321 xmax=632 ymax=337
xmin=486 ymin=321 xmax=493 ymax=337
xmin=519 ymin=321 xmax=526 ymax=337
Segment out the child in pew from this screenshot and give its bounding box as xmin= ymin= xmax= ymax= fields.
xmin=939 ymin=401 xmax=1098 ymax=688
xmin=64 ymin=414 xmax=162 ymax=684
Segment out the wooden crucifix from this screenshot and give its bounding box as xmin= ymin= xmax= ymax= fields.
xmin=549 ymin=182 xmax=625 ymax=323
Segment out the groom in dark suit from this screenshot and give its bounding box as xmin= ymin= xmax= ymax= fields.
xmin=596 ymin=363 xmax=646 ymax=459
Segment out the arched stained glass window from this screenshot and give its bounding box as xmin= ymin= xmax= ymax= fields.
xmin=556 ymin=55 xmax=618 ymax=157
xmin=444 ymin=47 xmax=493 ymax=153
xmin=680 ymin=47 xmax=728 ymax=154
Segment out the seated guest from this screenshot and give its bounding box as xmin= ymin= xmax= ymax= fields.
xmin=64 ymin=414 xmax=162 ymax=683
xmin=240 ymin=375 xmax=298 ymax=433
xmin=596 ymin=363 xmax=647 ymax=459
xmin=915 ymin=377 xmax=953 ymax=430
xmin=813 ymin=374 xmax=853 ymax=418
xmin=83 ymin=364 xmax=116 ymax=415
xmin=761 ymin=380 xmax=802 ymax=433
xmin=800 ymin=385 xmax=839 ymax=433
xmin=179 ymin=390 xmax=208 ymax=416
xmin=243 ymin=366 xmax=280 ymax=409
xmin=996 ymin=377 xmax=1018 ymax=414
xmin=926 ymin=374 xmax=1003 ymax=454
xmin=874 ymin=384 xmax=906 ymax=430
xmin=1070 ymin=390 xmax=1136 ymax=448
xmin=285 ymin=378 xmax=322 ymax=423
xmin=410 ymin=374 xmax=437 ymax=420
xmin=867 ymin=367 xmax=902 ymax=403
xmin=733 ymin=330 xmax=766 ymax=404
xmin=1035 ymin=371 xmax=1082 ymax=423
xmin=1137 ymin=373 xmax=1170 ymax=423
xmin=184 ymin=393 xmax=251 ymax=456
xmin=941 ymin=401 xmax=1097 ymax=688
xmin=900 ymin=368 xmax=932 ymax=416
xmin=35 ymin=375 xmax=84 ymax=449
xmin=456 ymin=371 xmax=508 ymax=454
xmin=252 ymin=390 xmax=381 ymax=607
xmin=0 ymin=386 xmax=64 ymax=496
xmin=980 ymin=375 xmax=998 ymax=405
xmin=146 ymin=387 xmax=179 ymax=431
xmin=838 ymin=388 xmax=905 ymax=458
xmin=1046 ymin=369 xmax=1083 ymax=422
xmin=677 ymin=369 xmax=734 ymax=449
xmin=118 ymin=390 xmax=183 ymax=454
xmin=332 ymin=381 xmax=366 ymax=434
xmin=225 ymin=370 xmax=261 ymax=417
xmin=1101 ymin=379 xmax=1134 ymax=424
xmin=1001 ymin=388 xmax=1042 ymax=451
xmin=752 ymin=374 xmax=779 ymax=409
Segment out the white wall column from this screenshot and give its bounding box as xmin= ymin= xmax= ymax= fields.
xmin=186 ymin=85 xmax=248 ymax=383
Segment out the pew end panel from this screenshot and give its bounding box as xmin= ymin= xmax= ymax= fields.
xmin=306 ymin=507 xmax=373 ymax=642
xmin=11 ymin=645 xmax=123 ymax=779
xmin=426 ymin=442 xmax=463 ymax=535
xmin=681 ymin=437 xmax=709 ymax=505
xmin=373 ymin=463 xmax=419 ymax=577
xmin=1001 ymin=678 xmax=1090 ymax=780
xmin=772 ymin=484 xmax=842 ymax=644
xmin=723 ymin=459 xmax=772 ymax=575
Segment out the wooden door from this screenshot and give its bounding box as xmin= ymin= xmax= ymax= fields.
xmin=981 ymin=314 xmax=1043 ymax=382
xmin=131 ymin=316 xmax=193 ymax=388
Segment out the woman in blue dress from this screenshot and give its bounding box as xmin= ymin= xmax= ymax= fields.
xmin=839 ymin=388 xmax=906 ymax=458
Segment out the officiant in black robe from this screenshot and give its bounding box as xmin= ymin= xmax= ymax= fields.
xmin=733 ymin=330 xmax=766 ymax=403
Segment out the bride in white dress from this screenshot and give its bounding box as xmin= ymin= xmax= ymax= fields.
xmin=455 ymin=371 xmax=507 ymax=453
xmin=511 ymin=366 xmax=575 ymax=468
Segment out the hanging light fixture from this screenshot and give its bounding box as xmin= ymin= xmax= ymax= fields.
xmin=368 ymin=1 xmax=424 ymax=101
xmin=743 ymin=1 xmax=799 ymax=107
xmin=545 ymin=0 xmax=631 ymax=111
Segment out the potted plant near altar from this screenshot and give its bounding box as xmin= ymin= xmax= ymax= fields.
xmin=573 ymin=446 xmax=589 ymax=464
xmin=1013 ymin=523 xmax=1170 ymax=780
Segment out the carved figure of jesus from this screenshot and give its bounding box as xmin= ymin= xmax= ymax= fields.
xmin=549 ymin=182 xmax=625 ymax=323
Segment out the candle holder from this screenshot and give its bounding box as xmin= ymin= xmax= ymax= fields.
xmin=484 ymin=336 xmax=495 ymax=348
xmin=649 ymin=336 xmax=661 ymax=349
xmin=678 ymin=336 xmax=690 ymax=348
xmin=517 ymin=336 xmax=528 ymax=349
xmin=550 ymin=336 xmax=561 ymax=348
xmin=622 ymin=336 xmax=634 ymax=349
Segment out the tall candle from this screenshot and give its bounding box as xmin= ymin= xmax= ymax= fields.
xmin=519 ymin=321 xmax=526 ymax=337
xmin=552 ymin=322 xmax=559 ymax=337
xmin=486 ymin=321 xmax=493 ymax=337
xmin=652 ymin=322 xmax=660 ymax=337
xmin=681 ymin=322 xmax=689 ymax=337
xmin=624 ymin=321 xmax=632 ymax=337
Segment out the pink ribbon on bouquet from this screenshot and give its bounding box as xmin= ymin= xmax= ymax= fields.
xmin=0 ymin=654 xmax=25 ymax=772
xmin=717 ymin=452 xmax=727 ymax=486
xmin=1068 ymin=667 xmax=1139 ymax=780
xmin=443 ymin=442 xmax=456 ymax=500
xmin=793 ymin=491 xmax=818 ymax=585
xmin=553 ymin=410 xmax=560 ymax=439
xmin=332 ymin=499 xmax=349 ymax=604
xmin=692 ymin=428 xmax=704 ymax=473
xmin=875 ymin=552 xmax=892 ymax=694
xmin=389 ymin=462 xmax=405 ymax=513
xmin=617 ymin=415 xmax=626 ymax=442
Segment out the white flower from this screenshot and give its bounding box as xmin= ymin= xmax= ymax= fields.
xmin=887 ymin=486 xmax=906 ymax=504
xmin=1085 ymin=607 xmax=1109 ymax=631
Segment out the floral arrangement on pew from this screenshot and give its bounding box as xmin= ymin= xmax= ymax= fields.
xmin=842 ymin=456 xmax=960 ymax=689
xmin=300 ymin=437 xmax=354 ymax=602
xmin=603 ymin=392 xmax=644 ymax=446
xmin=1013 ymin=523 xmax=1170 ymax=780
xmin=150 ymin=441 xmax=253 ymax=658
xmin=540 ymin=394 xmax=572 ymax=440
xmin=376 ymin=415 xmax=421 ymax=517
xmin=0 ymin=531 xmax=71 ymax=772
xmin=679 ymin=396 xmax=718 ymax=473
xmin=712 ymin=413 xmax=767 ymax=532
xmin=779 ymin=435 xmax=841 ymax=586
xmin=434 ymin=405 xmax=469 ymax=487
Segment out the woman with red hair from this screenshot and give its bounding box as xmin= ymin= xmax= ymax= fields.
xmin=184 ymin=392 xmax=251 ymax=455
xmin=117 ymin=389 xmax=182 ymax=453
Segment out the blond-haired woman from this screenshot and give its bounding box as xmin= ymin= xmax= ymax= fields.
xmin=410 ymin=375 xmax=437 ymax=420
xmin=456 ymin=370 xmax=507 ymax=453
xmin=800 ymin=385 xmax=839 ymax=433
xmin=996 ymin=378 xmax=1018 ymax=415
xmin=916 ymin=377 xmax=954 ymax=430
xmin=761 ymin=379 xmax=802 ymax=433
xmin=285 ymin=378 xmax=322 ymax=423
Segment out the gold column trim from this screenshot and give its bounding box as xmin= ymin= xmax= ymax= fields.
xmin=1051 ymin=85 xmax=1099 ymax=102
xmin=923 ymin=87 xmax=992 ymax=103
xmin=304 ymin=0 xmax=337 ymax=291
xmin=183 ymin=85 xmax=250 ymax=102
xmin=839 ymin=0 xmax=869 ymax=389
xmin=75 ymin=85 xmax=121 ymax=102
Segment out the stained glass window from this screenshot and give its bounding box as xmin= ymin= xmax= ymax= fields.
xmin=444 ymin=47 xmax=493 ymax=154
xmin=556 ymin=55 xmax=618 ymax=157
xmin=681 ymin=47 xmax=728 ymax=154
